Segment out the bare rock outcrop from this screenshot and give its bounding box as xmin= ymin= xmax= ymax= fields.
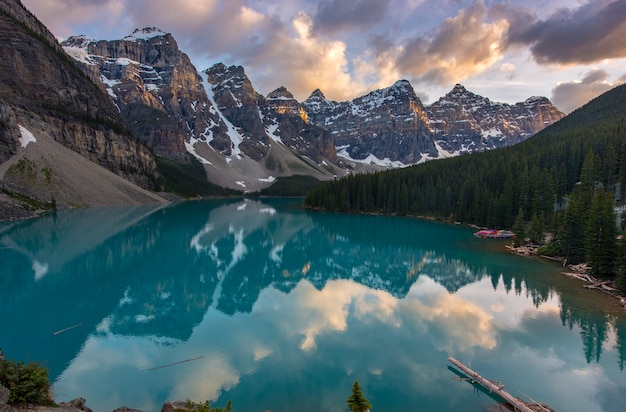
xmin=0 ymin=0 xmax=159 ymax=189
xmin=62 ymin=28 xmax=222 ymax=163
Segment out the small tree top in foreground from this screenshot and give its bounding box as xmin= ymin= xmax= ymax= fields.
xmin=347 ymin=380 xmax=372 ymax=412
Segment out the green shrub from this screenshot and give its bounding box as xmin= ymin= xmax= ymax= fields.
xmin=0 ymin=359 xmax=55 ymax=406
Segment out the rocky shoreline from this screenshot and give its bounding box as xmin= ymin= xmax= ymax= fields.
xmin=0 ymin=198 xmax=38 ymax=223
xmin=506 ymin=244 xmax=626 ymax=310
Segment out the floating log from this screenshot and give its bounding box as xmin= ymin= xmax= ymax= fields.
xmin=148 ymin=355 xmax=204 ymax=371
xmin=448 ymin=357 xmax=544 ymax=412
xmin=52 ymin=322 xmax=83 ymax=335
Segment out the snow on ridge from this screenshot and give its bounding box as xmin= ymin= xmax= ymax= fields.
xmin=258 ymin=176 xmax=276 ymax=183
xmin=123 ymin=27 xmax=168 ymax=41
xmin=258 ymin=107 xmax=282 ymax=143
xmin=433 ymin=141 xmax=461 ymax=159
xmin=100 ymin=75 xmax=121 ymax=98
xmin=63 ymin=46 xmax=97 ymax=65
xmin=336 ymin=145 xmax=407 ymax=168
xmin=266 ymin=123 xmax=282 ymax=143
xmin=268 ymin=96 xmax=294 ymax=101
xmin=185 ymin=138 xmax=212 ymax=165
xmin=111 ymin=57 xmax=140 ymax=66
xmin=18 ymin=125 xmax=36 ymax=148
xmin=61 ymin=35 xmax=94 ymax=49
xmin=199 ymin=71 xmax=244 ymax=160
xmin=481 ymin=127 xmax=503 ymax=138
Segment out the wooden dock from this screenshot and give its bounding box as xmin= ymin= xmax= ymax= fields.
xmin=448 ymin=357 xmax=554 ymax=412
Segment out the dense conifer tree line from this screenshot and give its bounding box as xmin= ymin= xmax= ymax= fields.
xmin=305 ymin=84 xmax=626 ymax=288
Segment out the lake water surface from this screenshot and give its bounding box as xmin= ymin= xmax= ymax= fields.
xmin=1 ymin=198 xmax=625 ymax=412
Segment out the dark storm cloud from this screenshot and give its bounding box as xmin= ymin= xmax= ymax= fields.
xmin=312 ymin=0 xmax=390 ymax=34
xmin=504 ymin=0 xmax=626 ymax=64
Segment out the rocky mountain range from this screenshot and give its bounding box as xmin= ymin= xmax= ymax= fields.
xmin=0 ymin=0 xmax=565 ymax=211
xmin=302 ymin=81 xmax=564 ymax=165
xmin=61 ymin=29 xmax=341 ymax=192
xmin=61 ymin=26 xmax=563 ymax=182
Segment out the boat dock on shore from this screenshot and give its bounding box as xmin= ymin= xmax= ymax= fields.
xmin=448 ymin=357 xmax=554 ymax=412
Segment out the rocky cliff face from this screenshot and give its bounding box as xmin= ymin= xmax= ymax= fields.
xmin=62 ymin=28 xmax=223 ymax=163
xmin=428 ymin=84 xmax=565 ymax=154
xmin=303 ymin=80 xmax=434 ymax=165
xmin=264 ymin=86 xmax=337 ymax=164
xmin=0 ymin=1 xmax=158 ymax=189
xmin=203 ymin=63 xmax=271 ymax=161
xmin=203 ymin=63 xmax=339 ymax=173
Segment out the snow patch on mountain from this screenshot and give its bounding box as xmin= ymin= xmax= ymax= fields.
xmin=336 ymin=145 xmax=407 ymax=168
xmin=185 ymin=138 xmax=212 ymax=165
xmin=266 ymin=123 xmax=282 ymax=143
xmin=200 ymin=71 xmax=244 ymax=161
xmin=433 ymin=141 xmax=460 ymax=158
xmin=100 ymin=76 xmax=120 ymax=98
xmin=481 ymin=127 xmax=503 ymax=138
xmin=63 ymin=46 xmax=97 ymax=65
xmin=18 ymin=125 xmax=36 ymax=147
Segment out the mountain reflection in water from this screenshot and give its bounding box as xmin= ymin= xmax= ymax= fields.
xmin=1 ymin=198 xmax=625 ymax=412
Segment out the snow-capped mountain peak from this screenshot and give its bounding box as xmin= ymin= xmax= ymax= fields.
xmin=123 ymin=27 xmax=168 ymax=41
xmin=61 ymin=35 xmax=94 ymax=49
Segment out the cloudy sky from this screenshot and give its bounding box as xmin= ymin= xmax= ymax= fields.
xmin=22 ymin=0 xmax=626 ymax=113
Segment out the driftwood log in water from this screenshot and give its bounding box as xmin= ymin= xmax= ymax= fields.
xmin=448 ymin=357 xmax=555 ymax=412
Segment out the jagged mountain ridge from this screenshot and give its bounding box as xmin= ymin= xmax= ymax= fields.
xmin=302 ymin=82 xmax=565 ymax=165
xmin=428 ymin=84 xmax=565 ymax=155
xmin=62 ymin=28 xmax=230 ymax=164
xmin=63 ymin=31 xmax=340 ymax=191
xmin=302 ymin=80 xmax=434 ymax=166
xmin=62 ymin=26 xmax=563 ymax=190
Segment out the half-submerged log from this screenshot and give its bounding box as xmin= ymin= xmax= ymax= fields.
xmin=448 ymin=357 xmax=553 ymax=412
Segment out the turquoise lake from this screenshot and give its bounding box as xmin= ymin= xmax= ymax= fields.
xmin=1 ymin=198 xmax=625 ymax=411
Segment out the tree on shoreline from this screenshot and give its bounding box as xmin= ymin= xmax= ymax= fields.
xmin=584 ymin=188 xmax=618 ymax=277
xmin=617 ymin=229 xmax=626 ymax=293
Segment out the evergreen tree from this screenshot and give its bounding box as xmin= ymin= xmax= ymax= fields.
xmin=512 ymin=208 xmax=527 ymax=247
xmin=347 ymin=380 xmax=371 ymax=412
xmin=562 ymin=188 xmax=589 ymax=264
xmin=617 ymin=229 xmax=626 ymax=293
xmin=585 ymin=188 xmax=618 ymax=278
xmin=579 ymin=150 xmax=600 ymax=196
xmin=528 ymin=213 xmax=545 ymax=244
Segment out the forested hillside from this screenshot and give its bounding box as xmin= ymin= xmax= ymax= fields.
xmin=305 ymin=84 xmax=626 ymax=285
